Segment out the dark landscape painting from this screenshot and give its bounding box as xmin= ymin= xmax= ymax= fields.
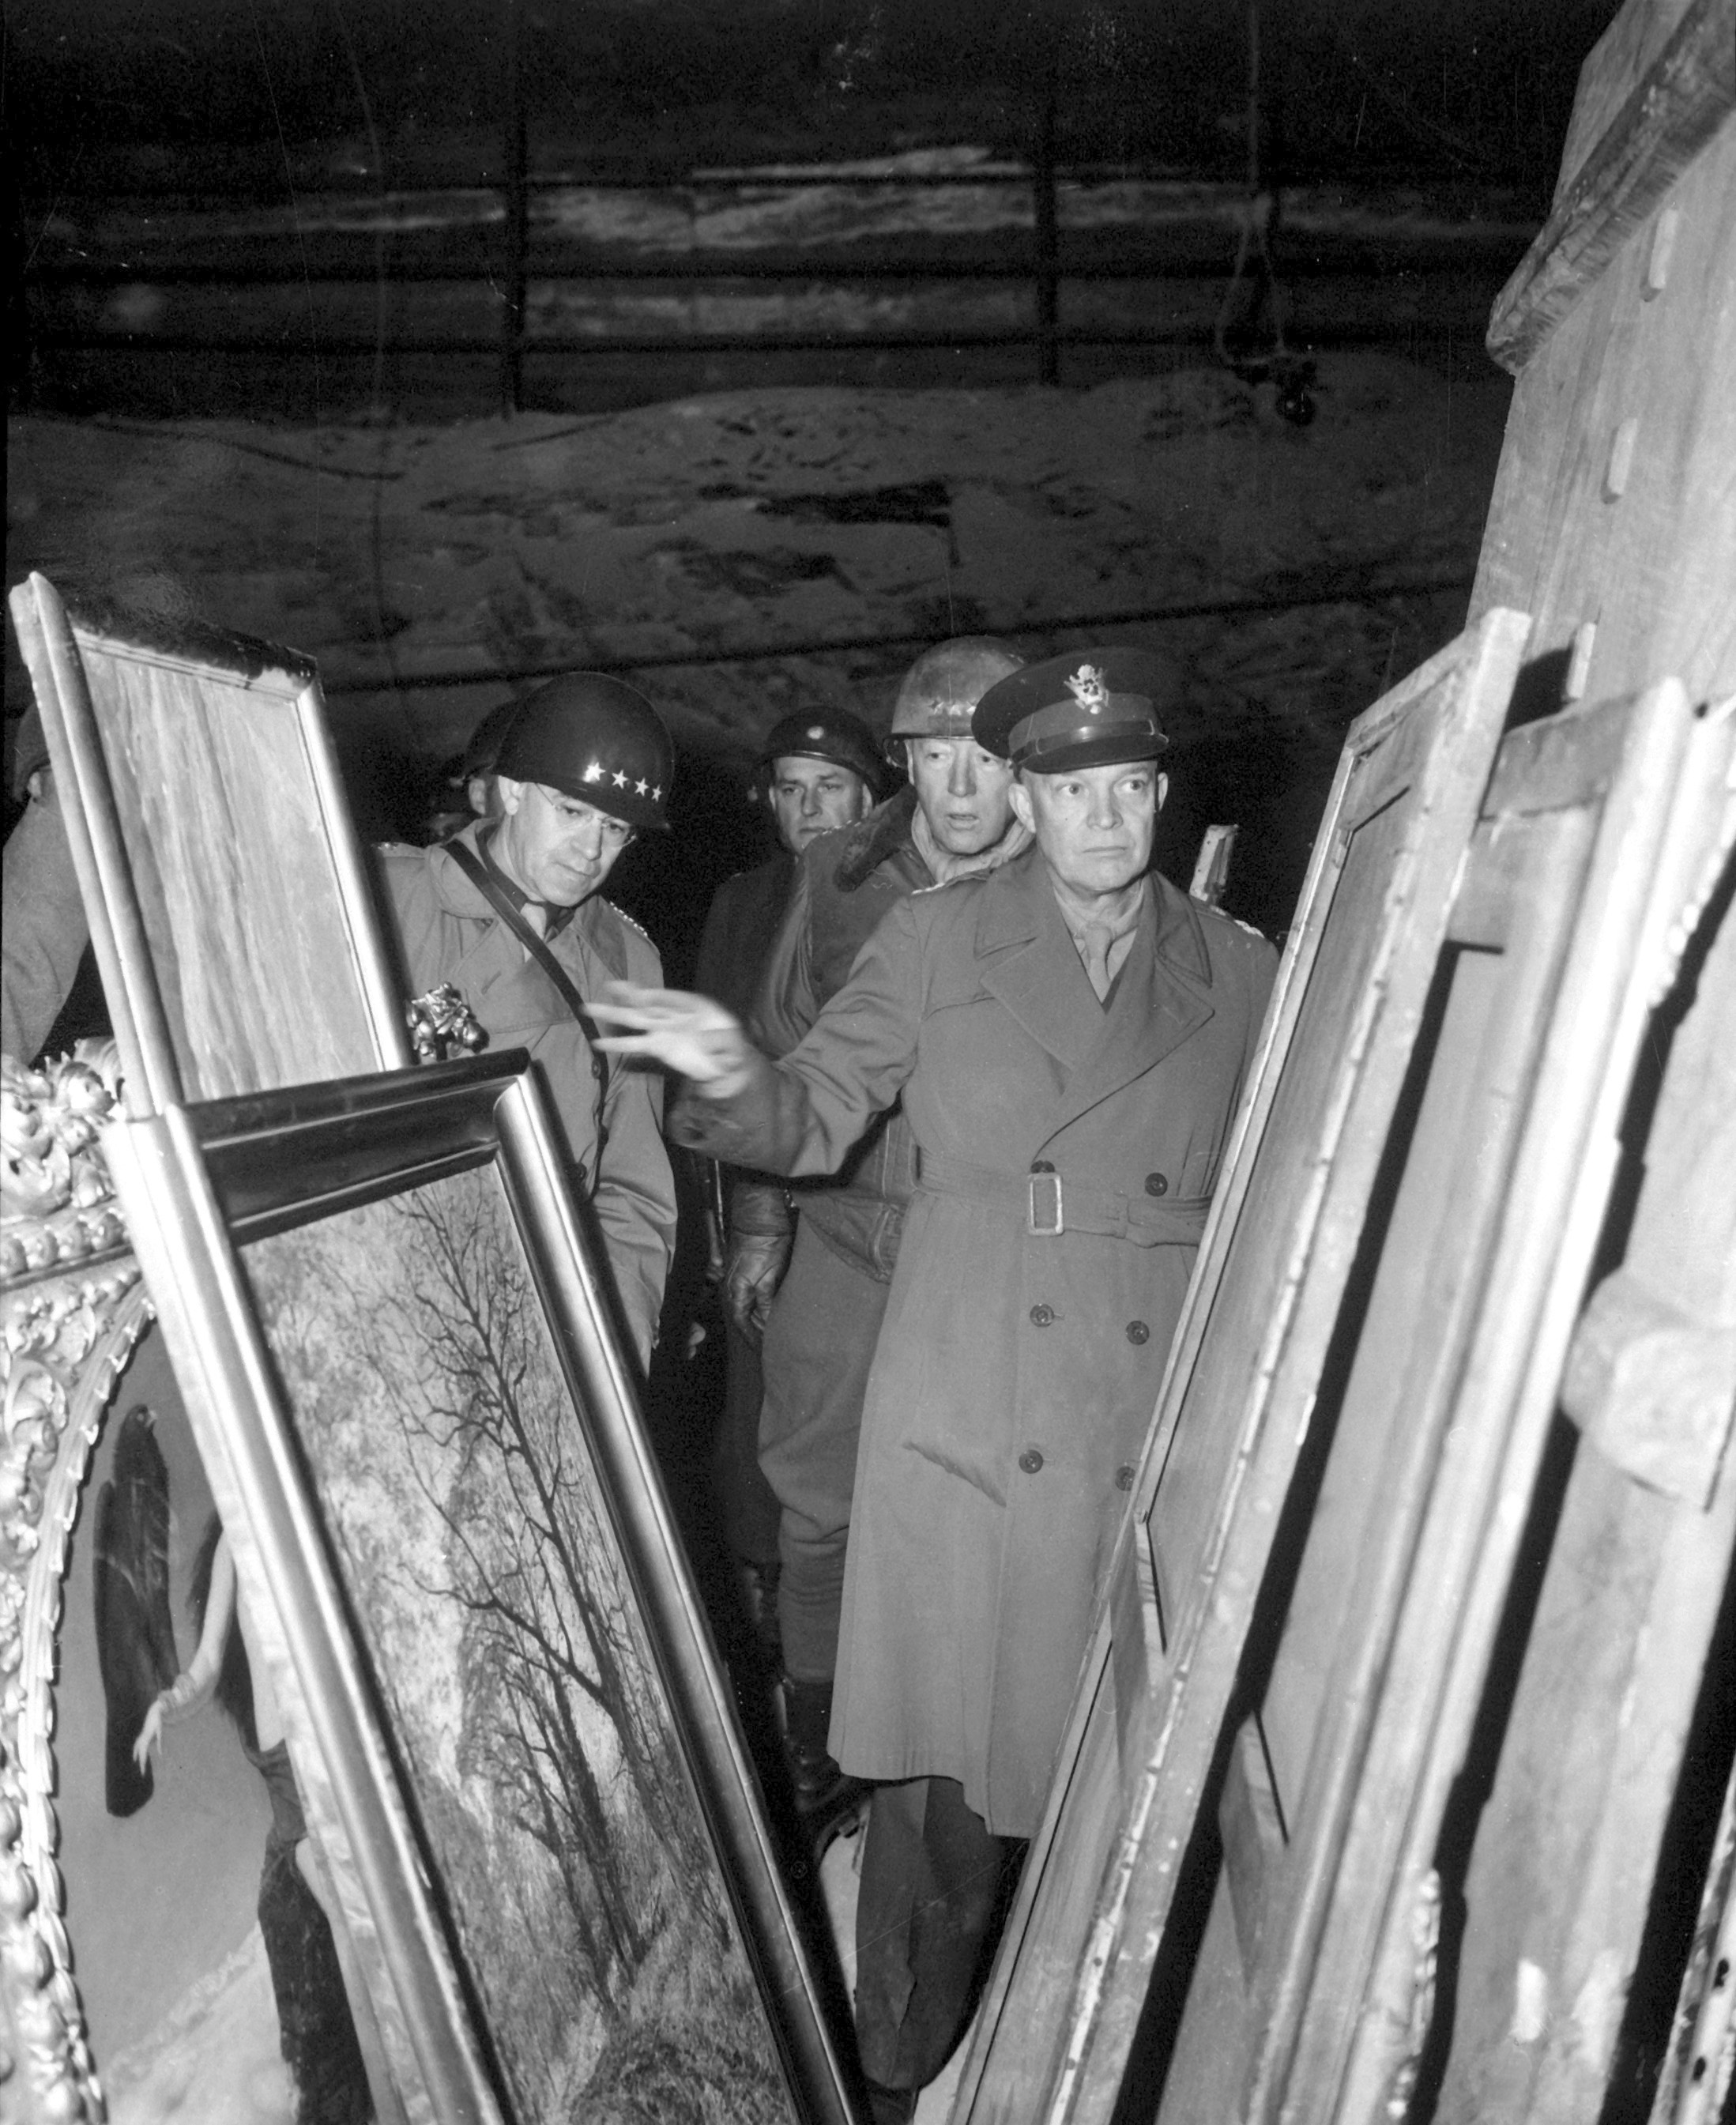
xmin=240 ymin=1165 xmax=799 ymax=2125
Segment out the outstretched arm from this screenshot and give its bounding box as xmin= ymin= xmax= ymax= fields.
xmin=601 ymin=891 xmax=926 ymax=1180
xmin=132 ymin=1533 xmax=236 ymax=1770
xmin=591 ymin=985 xmax=758 ymax=1093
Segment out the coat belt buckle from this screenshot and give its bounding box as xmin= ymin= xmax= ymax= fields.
xmin=1027 ymin=1172 xmax=1064 ymax=1236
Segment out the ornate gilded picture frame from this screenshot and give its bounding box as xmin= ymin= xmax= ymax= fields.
xmin=92 ymin=1052 xmax=854 ymax=2125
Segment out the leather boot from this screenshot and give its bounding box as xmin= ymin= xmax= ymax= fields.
xmin=782 ymin=1676 xmax=869 ymax=1852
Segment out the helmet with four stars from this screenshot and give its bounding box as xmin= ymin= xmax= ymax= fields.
xmin=753 ymin=706 xmax=887 ymax=797
xmin=887 ymin=636 xmax=1026 ymax=752
xmin=495 ymin=673 xmax=675 ymax=831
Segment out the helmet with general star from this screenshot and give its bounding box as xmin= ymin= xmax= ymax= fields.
xmin=887 ymin=637 xmax=1026 ymax=752
xmin=754 ymin=706 xmax=887 ymax=797
xmin=495 ymin=673 xmax=675 ymax=831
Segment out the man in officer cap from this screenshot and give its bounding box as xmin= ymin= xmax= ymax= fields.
xmin=726 ymin=639 xmax=1031 ymax=1847
xmin=378 ymin=672 xmax=678 ymax=1370
xmin=593 ymin=644 xmax=1276 ymax=2119
xmin=690 ymin=707 xmax=885 ymax=1664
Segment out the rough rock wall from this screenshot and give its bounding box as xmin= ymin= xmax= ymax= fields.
xmin=6 ymin=352 xmax=1508 ymax=936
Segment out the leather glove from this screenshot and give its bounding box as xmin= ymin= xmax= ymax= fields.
xmin=724 ymin=1228 xmax=793 ymax=1341
xmin=723 ymin=1177 xmax=795 ymax=1339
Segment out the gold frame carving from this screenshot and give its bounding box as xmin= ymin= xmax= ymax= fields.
xmin=2 ymin=1039 xmax=148 ymax=2124
xmin=2 ymin=1255 xmax=150 ymax=2125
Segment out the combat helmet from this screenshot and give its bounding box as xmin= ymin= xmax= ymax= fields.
xmin=887 ymin=637 xmax=1026 ymax=755
xmin=495 ymin=673 xmax=674 ymax=831
xmin=755 ymin=706 xmax=887 ymax=792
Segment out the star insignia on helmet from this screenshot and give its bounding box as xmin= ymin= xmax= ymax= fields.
xmin=651 ymin=785 xmax=662 ymax=801
xmin=1065 ymin=664 xmax=1109 ymax=715
xmin=612 ymin=769 xmax=628 ymax=786
xmin=583 ymin=760 xmax=604 ymax=782
xmin=635 ymin=778 xmax=648 ymax=795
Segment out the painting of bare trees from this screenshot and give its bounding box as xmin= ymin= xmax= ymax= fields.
xmin=239 ymin=1166 xmax=800 ymax=2125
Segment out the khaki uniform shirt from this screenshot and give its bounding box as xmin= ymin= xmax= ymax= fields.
xmin=378 ymin=825 xmax=675 ymax=1368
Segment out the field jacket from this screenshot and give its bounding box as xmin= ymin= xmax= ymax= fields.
xmin=376 ymin=825 xmax=675 ymax=1368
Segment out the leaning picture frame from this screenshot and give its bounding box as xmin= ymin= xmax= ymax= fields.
xmin=100 ymin=1050 xmax=854 ymax=2125
xmin=8 ymin=569 xmax=411 ymax=1114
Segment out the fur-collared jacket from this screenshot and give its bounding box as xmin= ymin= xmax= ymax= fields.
xmin=737 ymin=787 xmax=933 ymax=1280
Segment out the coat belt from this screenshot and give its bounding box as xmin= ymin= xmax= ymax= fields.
xmin=915 ymin=1149 xmax=1210 ymax=1246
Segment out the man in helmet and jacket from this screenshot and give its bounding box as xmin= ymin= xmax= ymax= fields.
xmin=690 ymin=708 xmax=885 ymax=1663
xmin=730 ymin=639 xmax=1031 ymax=1842
xmin=377 ymin=673 xmax=678 ymax=1370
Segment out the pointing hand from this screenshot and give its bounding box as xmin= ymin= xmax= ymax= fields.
xmin=591 ymin=984 xmax=757 ymax=1095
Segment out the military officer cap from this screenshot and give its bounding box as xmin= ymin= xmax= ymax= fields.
xmin=754 ymin=706 xmax=886 ymax=795
xmin=972 ymin=646 xmax=1178 ymax=773
xmin=495 ymin=672 xmax=675 ymax=831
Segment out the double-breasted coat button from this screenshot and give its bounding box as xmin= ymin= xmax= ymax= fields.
xmin=1126 ymin=1320 xmax=1150 ymax=1344
xmin=1019 ymin=1449 xmax=1045 ymax=1475
xmin=1030 ymin=1302 xmax=1056 ymax=1327
xmin=1144 ymin=1172 xmax=1169 ymax=1196
xmin=1115 ymin=1464 xmax=1135 ymax=1491
xmin=1030 ymin=1159 xmax=1056 ymax=1173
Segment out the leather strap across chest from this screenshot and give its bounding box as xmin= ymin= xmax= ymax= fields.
xmin=444 ymin=837 xmax=610 ymax=1160
xmin=914 ymin=1148 xmax=1209 ymax=1245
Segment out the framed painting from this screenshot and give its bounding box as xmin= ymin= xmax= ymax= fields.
xmin=99 ymin=1051 xmax=855 ymax=2125
xmin=953 ymin=604 xmax=1534 ymax=2125
xmin=7 ymin=569 xmax=410 ymax=1113
xmin=2 ymin=1039 xmax=390 ymax=2125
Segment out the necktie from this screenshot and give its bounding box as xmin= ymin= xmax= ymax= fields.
xmin=1077 ymin=920 xmax=1116 ymax=1000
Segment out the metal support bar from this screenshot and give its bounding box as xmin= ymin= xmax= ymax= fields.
xmin=34 ymin=322 xmax=1439 ymax=359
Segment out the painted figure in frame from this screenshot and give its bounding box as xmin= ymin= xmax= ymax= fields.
xmin=134 ymin=1510 xmax=387 ymax=2123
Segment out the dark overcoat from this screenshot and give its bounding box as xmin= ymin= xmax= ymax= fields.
xmin=678 ymin=846 xmax=1276 ymax=1834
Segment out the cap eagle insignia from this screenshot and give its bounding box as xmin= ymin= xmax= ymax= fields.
xmin=1065 ymin=663 xmax=1109 ymax=715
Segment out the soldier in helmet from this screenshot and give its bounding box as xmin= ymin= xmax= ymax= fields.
xmin=694 ymin=707 xmax=887 ymax=1027
xmin=377 ymin=673 xmax=678 ymax=1369
xmin=690 ymin=708 xmax=886 ymax=1663
xmin=593 ymin=646 xmax=1277 ymax=2120
xmin=725 ymin=639 xmax=1032 ymax=1845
